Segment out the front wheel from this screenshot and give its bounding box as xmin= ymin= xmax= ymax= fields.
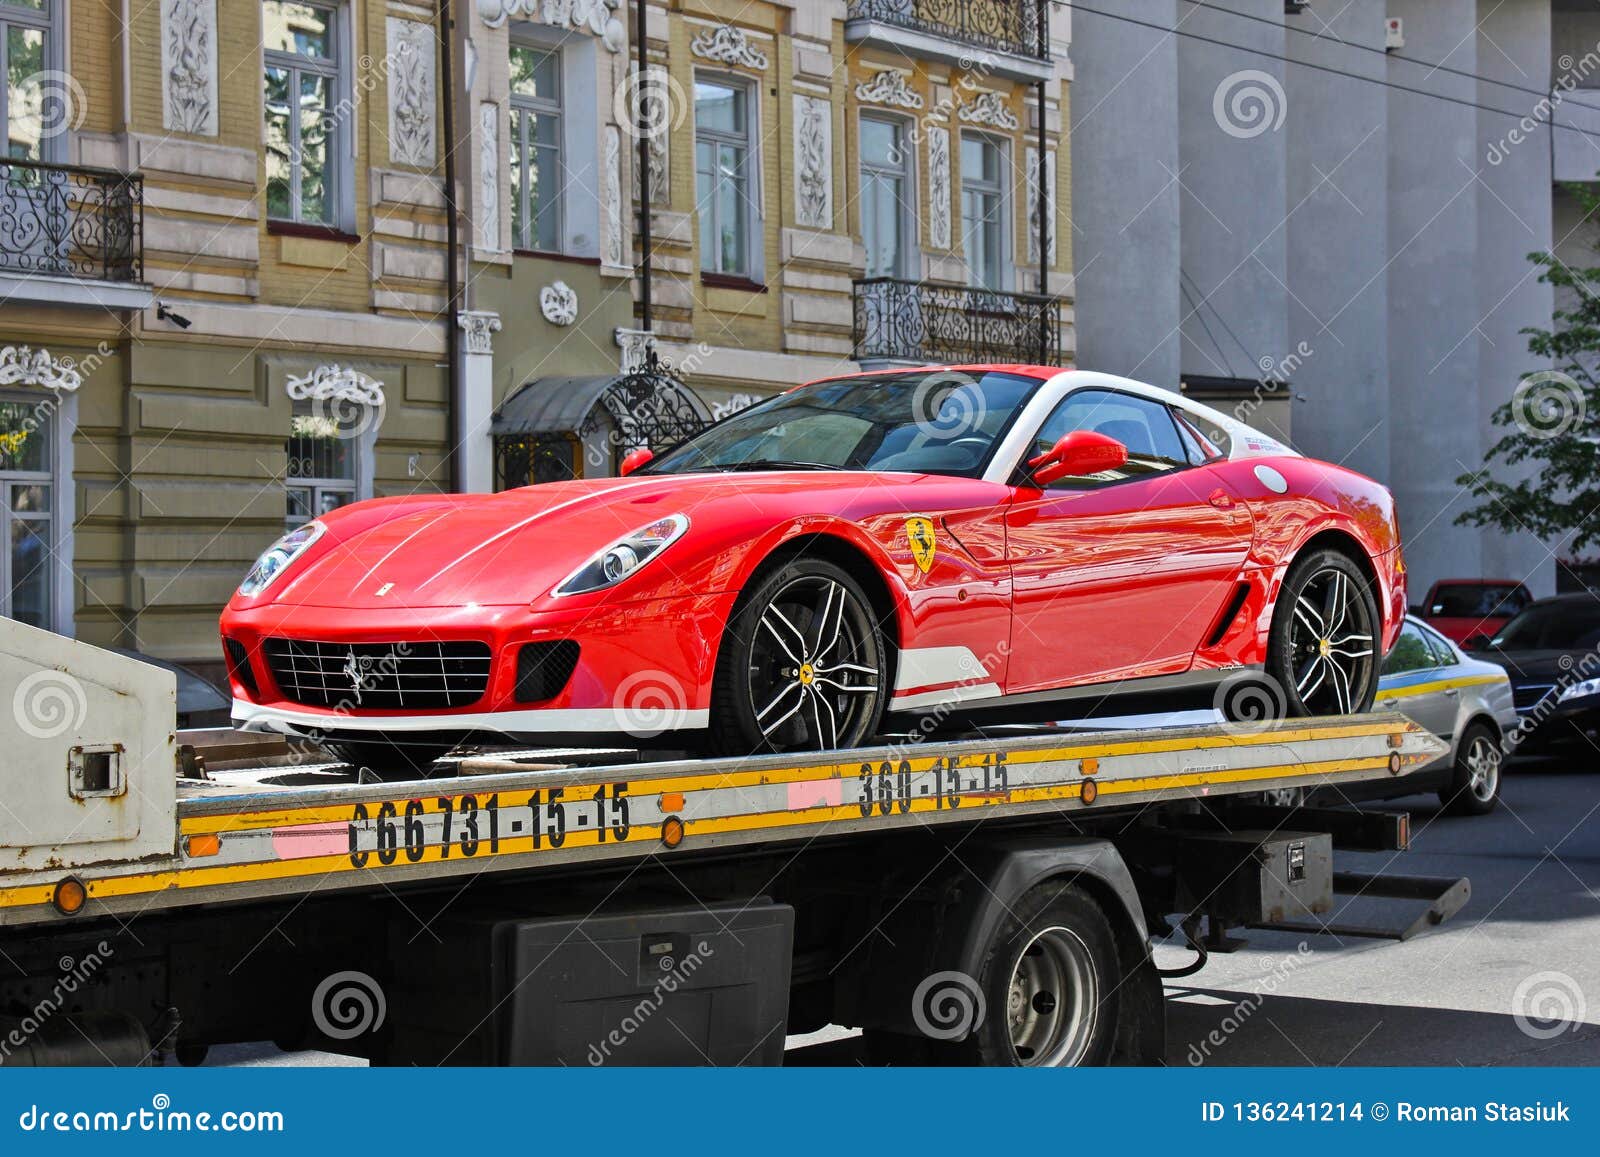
xmin=707 ymin=558 xmax=888 ymax=755
xmin=1439 ymin=723 xmax=1502 ymax=816
xmin=1267 ymin=548 xmax=1381 ymax=717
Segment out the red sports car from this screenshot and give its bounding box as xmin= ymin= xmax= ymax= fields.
xmin=220 ymin=367 xmax=1406 ymax=771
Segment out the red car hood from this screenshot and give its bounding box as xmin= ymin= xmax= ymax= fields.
xmin=266 ymin=471 xmax=962 ymax=609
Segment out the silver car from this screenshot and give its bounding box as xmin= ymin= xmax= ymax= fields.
xmin=1365 ymin=615 xmax=1519 ymax=815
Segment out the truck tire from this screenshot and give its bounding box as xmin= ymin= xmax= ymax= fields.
xmin=904 ymin=882 xmax=1122 ymax=1067
xmin=1439 ymin=722 xmax=1502 ymax=816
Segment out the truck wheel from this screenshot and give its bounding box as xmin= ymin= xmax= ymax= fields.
xmin=1268 ymin=548 xmax=1380 ymax=717
xmin=933 ymin=883 xmax=1120 ymax=1066
xmin=1439 ymin=723 xmax=1502 ymax=816
xmin=321 ymin=738 xmax=452 ymax=780
xmin=706 ymin=558 xmax=887 ymax=755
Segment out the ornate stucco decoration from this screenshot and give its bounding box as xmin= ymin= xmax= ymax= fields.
xmin=958 ymin=91 xmax=1019 ymax=130
xmin=0 ymin=346 xmax=84 ymax=392
xmin=614 ymin=327 xmax=658 ymax=374
xmin=285 ymin=365 xmax=386 ymax=408
xmin=479 ymin=102 xmax=500 ymax=251
xmin=603 ymin=126 xmax=623 ymax=268
xmin=387 ymin=18 xmax=437 ymax=167
xmin=540 ymin=281 xmax=579 ymax=325
xmin=793 ymin=95 xmax=832 ymax=230
xmin=161 ymin=0 xmax=218 ymax=136
xmin=855 ymin=70 xmax=923 ymax=110
xmin=711 ymin=393 xmax=760 ymax=420
xmin=478 ymin=0 xmax=625 ymax=53
xmin=690 ymin=25 xmax=769 ymax=71
xmin=927 ymin=127 xmax=952 ymax=250
xmin=458 ymin=311 xmax=503 ymax=355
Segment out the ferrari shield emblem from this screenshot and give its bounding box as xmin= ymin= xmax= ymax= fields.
xmin=906 ymin=517 xmax=937 ymax=574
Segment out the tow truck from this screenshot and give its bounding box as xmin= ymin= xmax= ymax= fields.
xmin=0 ymin=621 xmax=1466 ymax=1066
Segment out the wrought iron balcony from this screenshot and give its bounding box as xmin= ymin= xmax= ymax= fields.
xmin=853 ymin=278 xmax=1063 ymax=367
xmin=0 ymin=158 xmax=143 ymax=284
xmin=846 ymin=0 xmax=1049 ymax=62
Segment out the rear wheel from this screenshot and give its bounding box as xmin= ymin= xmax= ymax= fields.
xmin=1439 ymin=723 xmax=1502 ymax=816
xmin=707 ymin=558 xmax=888 ymax=755
xmin=1267 ymin=548 xmax=1380 ymax=718
xmin=320 ymin=738 xmax=452 ymax=780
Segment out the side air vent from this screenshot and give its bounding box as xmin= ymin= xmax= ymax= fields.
xmin=223 ymin=637 xmax=258 ymax=698
xmin=1204 ymin=582 xmax=1252 ymax=650
xmin=515 ymin=640 xmax=581 ymax=704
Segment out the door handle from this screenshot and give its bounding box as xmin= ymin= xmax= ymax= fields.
xmin=1208 ymin=489 xmax=1234 ymax=510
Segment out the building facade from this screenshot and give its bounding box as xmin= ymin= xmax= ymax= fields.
xmin=0 ymin=0 xmax=1075 ymax=673
xmin=1071 ymin=0 xmax=1590 ymax=601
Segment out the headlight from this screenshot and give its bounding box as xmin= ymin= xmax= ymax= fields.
xmin=238 ymin=522 xmax=324 ymax=597
xmin=1557 ymin=677 xmax=1600 ymax=703
xmin=554 ymin=515 xmax=688 ymax=596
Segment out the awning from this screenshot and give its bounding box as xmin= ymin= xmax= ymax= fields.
xmin=492 ymin=373 xmax=713 ymax=441
xmin=492 ymin=375 xmax=622 ymax=436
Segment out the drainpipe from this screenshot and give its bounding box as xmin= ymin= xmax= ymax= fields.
xmin=1035 ymin=1 xmax=1051 ymax=361
xmin=635 ymin=0 xmax=653 ymax=341
xmin=439 ymin=0 xmax=464 ymax=492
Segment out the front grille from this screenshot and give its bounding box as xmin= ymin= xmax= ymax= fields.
xmin=262 ymin=638 xmax=492 ymax=710
xmin=515 ymin=640 xmax=580 ymax=703
xmin=1513 ymin=682 xmax=1555 ymax=713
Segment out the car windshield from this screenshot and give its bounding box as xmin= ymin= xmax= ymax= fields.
xmin=645 ymin=370 xmax=1044 ymax=478
xmin=1490 ymin=601 xmax=1600 ymax=650
xmin=1431 ymin=582 xmax=1531 ymax=617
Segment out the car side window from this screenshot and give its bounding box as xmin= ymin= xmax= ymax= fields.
xmin=1382 ymin=623 xmax=1437 ymax=676
xmin=1030 ymin=389 xmax=1190 ymax=489
xmin=1417 ymin=624 xmax=1458 ymax=668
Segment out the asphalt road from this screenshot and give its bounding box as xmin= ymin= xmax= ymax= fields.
xmin=211 ymin=756 xmax=1600 ymax=1068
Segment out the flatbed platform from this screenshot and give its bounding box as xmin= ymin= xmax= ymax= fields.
xmin=0 ymin=714 xmax=1444 ymax=928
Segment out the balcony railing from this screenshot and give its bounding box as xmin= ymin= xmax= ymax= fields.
xmin=846 ymin=0 xmax=1049 ymax=61
xmin=0 ymin=158 xmax=143 ymax=283
xmin=853 ymin=278 xmax=1063 ymax=366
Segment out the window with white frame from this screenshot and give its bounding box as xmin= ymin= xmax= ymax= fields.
xmin=1 ymin=0 xmax=53 ymax=162
xmin=262 ymin=0 xmax=346 ymax=227
xmin=0 ymin=395 xmax=54 ymax=628
xmin=509 ymin=42 xmax=563 ymax=253
xmin=695 ymin=77 xmax=756 ymax=277
xmin=860 ymin=114 xmax=912 ymax=280
xmin=285 ymin=409 xmax=357 ymax=531
xmin=961 ymin=133 xmax=1008 ymax=291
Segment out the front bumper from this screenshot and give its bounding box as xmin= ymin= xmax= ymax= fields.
xmin=1506 ymin=690 xmax=1600 ymax=751
xmin=220 ymin=593 xmax=730 ymax=739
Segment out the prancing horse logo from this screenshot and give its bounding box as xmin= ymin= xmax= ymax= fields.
xmin=343 ymin=649 xmax=368 ymax=704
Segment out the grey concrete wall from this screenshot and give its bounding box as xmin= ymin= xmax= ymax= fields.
xmin=1384 ymin=0 xmax=1483 ymax=592
xmin=1283 ymin=0 xmax=1390 ymax=483
xmin=1475 ymin=0 xmax=1557 ymax=594
xmin=1067 ymin=0 xmax=1182 ymax=387
xmin=1176 ymin=1 xmax=1289 ymax=408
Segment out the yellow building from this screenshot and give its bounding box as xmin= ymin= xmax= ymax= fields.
xmin=0 ymin=0 xmax=1071 ymax=675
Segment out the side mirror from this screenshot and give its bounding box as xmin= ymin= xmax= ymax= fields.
xmin=1463 ymin=633 xmax=1491 ymax=651
xmin=619 ymin=447 xmax=654 ymax=477
xmin=1027 ymin=430 xmax=1128 ymax=486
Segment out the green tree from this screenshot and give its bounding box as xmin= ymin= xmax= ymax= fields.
xmin=1455 ymin=184 xmax=1600 ymax=552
